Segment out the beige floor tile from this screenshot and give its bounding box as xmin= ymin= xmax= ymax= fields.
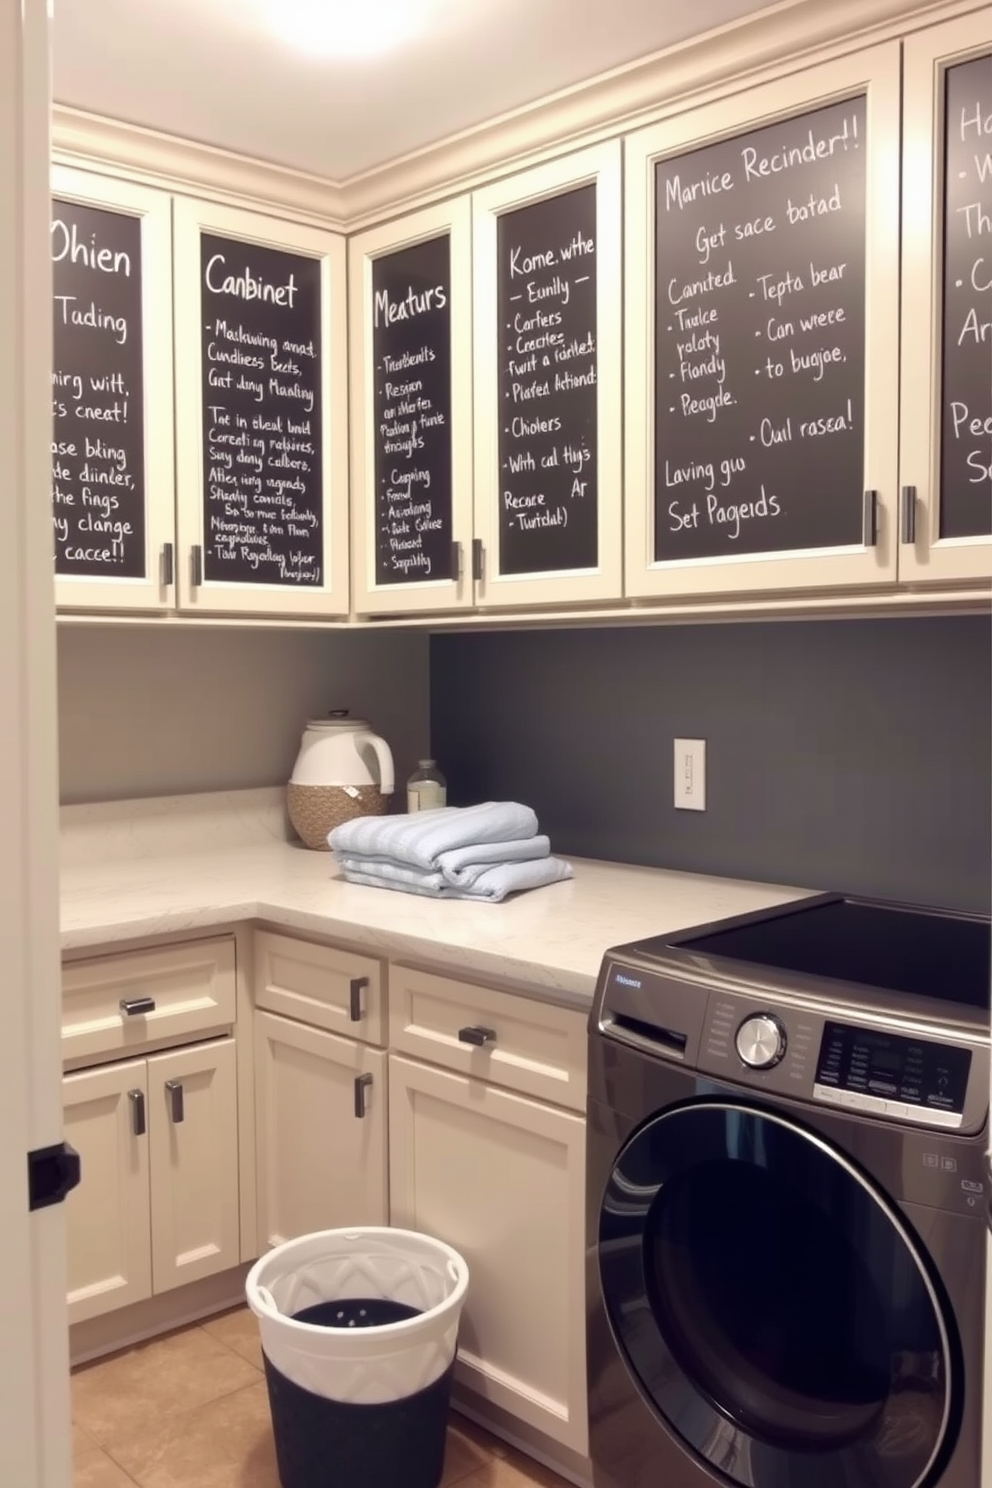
xmin=74 ymin=1442 xmax=137 ymax=1487
xmin=74 ymin=1420 xmax=99 ymax=1463
xmin=200 ymin=1305 xmax=265 ymax=1371
xmin=442 ymin=1415 xmax=497 ymax=1484
xmin=71 ymin=1325 xmax=261 ymax=1449
xmin=104 ymin=1380 xmax=279 ymax=1488
xmin=450 ymin=1412 xmax=511 ymax=1459
xmin=460 ymin=1448 xmax=573 ymax=1488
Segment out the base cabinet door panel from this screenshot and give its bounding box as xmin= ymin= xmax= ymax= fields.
xmin=388 ymin=1055 xmax=587 ymax=1454
xmin=255 ymin=1011 xmax=388 ymax=1250
xmin=148 ymin=1039 xmax=241 ymax=1294
xmin=63 ymin=1060 xmax=151 ymax=1325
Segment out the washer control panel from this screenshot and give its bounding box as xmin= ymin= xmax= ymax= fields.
xmin=698 ymin=991 xmax=982 ymax=1132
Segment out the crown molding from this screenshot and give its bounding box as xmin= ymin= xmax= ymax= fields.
xmin=51 ymin=107 xmax=348 ymax=231
xmin=52 ymin=0 xmax=984 ymax=234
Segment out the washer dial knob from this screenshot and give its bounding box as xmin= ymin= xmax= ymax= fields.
xmin=736 ymin=1014 xmax=786 ymax=1069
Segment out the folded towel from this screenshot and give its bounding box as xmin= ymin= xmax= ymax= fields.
xmin=336 ymin=835 xmax=550 ymax=890
xmin=338 ymin=853 xmax=573 ymax=903
xmin=328 ymin=802 xmax=538 ymax=870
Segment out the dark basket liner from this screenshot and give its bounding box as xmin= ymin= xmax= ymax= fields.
xmin=262 ymin=1298 xmax=455 ymax=1488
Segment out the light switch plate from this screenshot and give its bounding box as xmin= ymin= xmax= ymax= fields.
xmin=674 ymin=738 xmax=706 ymax=811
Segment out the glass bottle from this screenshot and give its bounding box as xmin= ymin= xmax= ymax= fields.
xmin=407 ymin=759 xmax=447 ymax=814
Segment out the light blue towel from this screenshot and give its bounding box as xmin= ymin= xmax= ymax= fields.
xmin=328 ymin=802 xmax=538 ymax=870
xmin=339 ymin=854 xmax=573 ymax=903
xmin=336 ymin=835 xmax=550 ymax=892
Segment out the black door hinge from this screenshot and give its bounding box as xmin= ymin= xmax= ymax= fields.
xmin=28 ymin=1142 xmax=81 ymax=1212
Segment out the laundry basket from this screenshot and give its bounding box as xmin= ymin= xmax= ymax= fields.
xmin=246 ymin=1227 xmax=469 ymax=1488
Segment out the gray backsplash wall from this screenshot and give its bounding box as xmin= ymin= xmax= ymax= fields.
xmin=431 ymin=616 xmax=992 ymax=913
xmin=59 ymin=625 xmax=429 ymax=804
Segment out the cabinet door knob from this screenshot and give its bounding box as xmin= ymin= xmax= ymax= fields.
xmin=119 ymin=997 xmax=156 ymax=1017
xmin=354 ymin=1072 xmax=373 ymax=1119
xmin=458 ymin=1026 xmax=496 ymax=1048
xmin=165 ymin=1080 xmax=185 ymax=1124
xmin=349 ymin=976 xmax=369 ymax=1023
xmin=128 ymin=1089 xmax=146 ymax=1137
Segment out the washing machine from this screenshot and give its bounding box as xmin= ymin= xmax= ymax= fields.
xmin=587 ymin=893 xmax=990 ymax=1488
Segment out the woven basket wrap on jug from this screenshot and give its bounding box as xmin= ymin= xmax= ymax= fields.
xmin=287 ymin=783 xmax=390 ymax=851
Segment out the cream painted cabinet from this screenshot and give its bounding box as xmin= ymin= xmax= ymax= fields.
xmin=349 ymin=199 xmax=475 ymax=616
xmin=388 ymin=1051 xmax=588 ymax=1456
xmin=63 ymin=1037 xmax=239 ymax=1324
xmin=254 ymin=1010 xmax=387 ymax=1249
xmin=63 ymin=1058 xmax=152 ymax=1325
xmin=624 ymin=45 xmax=901 ymax=600
xmin=50 ymin=167 xmax=175 ymax=614
xmin=173 ymin=198 xmax=349 ymax=618
xmin=147 ymin=1039 xmax=240 ymax=1293
xmin=472 ymin=143 xmax=623 ymax=610
xmin=900 ymin=13 xmax=992 ymax=586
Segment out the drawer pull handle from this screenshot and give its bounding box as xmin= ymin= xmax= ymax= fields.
xmin=129 ymin=1089 xmax=146 ymax=1137
xmin=354 ymin=1072 xmax=373 ymax=1119
xmin=349 ymin=977 xmax=369 ymax=1022
xmin=165 ymin=1080 xmax=185 ymax=1124
xmin=120 ymin=997 xmax=156 ymax=1017
xmin=458 ymin=1026 xmax=496 ymax=1048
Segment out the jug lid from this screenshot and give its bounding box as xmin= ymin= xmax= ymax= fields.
xmin=305 ymin=709 xmax=371 ymax=732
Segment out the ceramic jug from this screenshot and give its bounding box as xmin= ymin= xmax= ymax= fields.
xmin=288 ymin=710 xmax=394 ymax=850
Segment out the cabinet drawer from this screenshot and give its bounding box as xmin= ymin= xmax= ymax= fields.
xmin=254 ymin=931 xmax=384 ymax=1046
xmin=61 ymin=938 xmax=236 ymax=1066
xmin=388 ymin=966 xmax=586 ymax=1111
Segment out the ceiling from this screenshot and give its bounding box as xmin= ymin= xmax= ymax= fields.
xmin=51 ymin=0 xmax=774 ymax=183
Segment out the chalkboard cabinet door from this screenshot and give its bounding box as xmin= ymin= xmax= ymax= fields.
xmin=173 ymin=199 xmax=348 ymax=616
xmin=900 ymin=14 xmax=992 ymax=587
xmin=51 ymin=168 xmax=175 ymax=612
xmin=624 ymin=46 xmax=901 ymax=600
xmin=349 ymin=199 xmax=473 ymax=614
xmin=472 ymin=143 xmax=623 ymax=608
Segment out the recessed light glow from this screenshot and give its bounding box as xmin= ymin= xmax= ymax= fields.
xmin=259 ymin=0 xmax=435 ymax=58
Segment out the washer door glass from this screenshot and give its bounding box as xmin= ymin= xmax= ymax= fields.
xmin=598 ymin=1102 xmax=954 ymax=1488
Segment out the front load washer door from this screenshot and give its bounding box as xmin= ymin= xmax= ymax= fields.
xmin=597 ymin=1101 xmax=957 ymax=1488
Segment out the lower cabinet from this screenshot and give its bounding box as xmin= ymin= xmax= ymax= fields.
xmin=63 ymin=1037 xmax=240 ymax=1325
xmin=388 ymin=1053 xmax=588 ymax=1455
xmin=254 ymin=1010 xmax=388 ymax=1249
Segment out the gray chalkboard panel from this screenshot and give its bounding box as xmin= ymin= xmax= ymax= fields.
xmin=372 ymin=234 xmax=452 ymax=585
xmin=497 ymin=184 xmax=598 ymax=576
xmin=51 ymin=199 xmax=145 ymax=579
xmin=199 ymin=234 xmax=323 ymax=586
xmin=654 ymin=96 xmax=867 ymax=561
xmin=940 ymin=54 xmax=992 ymax=540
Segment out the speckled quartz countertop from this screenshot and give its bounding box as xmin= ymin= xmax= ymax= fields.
xmin=60 ymin=789 xmax=814 ymax=1008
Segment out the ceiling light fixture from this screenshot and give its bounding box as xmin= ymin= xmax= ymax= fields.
xmin=258 ymin=0 xmax=436 ymax=58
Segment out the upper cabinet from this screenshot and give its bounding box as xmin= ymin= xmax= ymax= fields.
xmin=624 ymin=46 xmax=902 ymax=599
xmin=901 ymin=13 xmax=992 ymax=585
xmin=472 ymin=143 xmax=623 ymax=609
xmin=349 ymin=199 xmax=473 ymax=615
xmin=51 ymin=168 xmax=175 ymax=612
xmin=173 ymin=200 xmax=349 ymax=616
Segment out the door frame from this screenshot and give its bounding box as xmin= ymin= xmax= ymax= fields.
xmin=0 ymin=1 xmax=73 ymax=1485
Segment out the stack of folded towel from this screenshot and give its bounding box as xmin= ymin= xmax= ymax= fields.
xmin=328 ymin=801 xmax=573 ymax=903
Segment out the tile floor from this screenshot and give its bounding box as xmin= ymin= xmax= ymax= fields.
xmin=72 ymin=1308 xmax=572 ymax=1488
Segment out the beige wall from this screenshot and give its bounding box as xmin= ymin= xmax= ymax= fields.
xmin=57 ymin=625 xmax=430 ymax=804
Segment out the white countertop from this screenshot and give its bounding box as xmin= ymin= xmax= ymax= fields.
xmin=60 ymin=789 xmax=814 ymax=1006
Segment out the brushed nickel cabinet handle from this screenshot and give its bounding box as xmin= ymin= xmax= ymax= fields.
xmin=900 ymin=485 xmax=917 ymax=545
xmin=119 ymin=997 xmax=155 ymax=1017
xmin=349 ymin=977 xmax=369 ymax=1023
xmin=354 ymin=1072 xmax=373 ymax=1119
xmin=128 ymin=1089 xmax=146 ymax=1137
xmin=458 ymin=1026 xmax=496 ymax=1048
xmin=165 ymin=1080 xmax=185 ymax=1124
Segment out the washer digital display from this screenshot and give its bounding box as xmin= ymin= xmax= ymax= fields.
xmin=816 ymin=1021 xmax=972 ymax=1115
